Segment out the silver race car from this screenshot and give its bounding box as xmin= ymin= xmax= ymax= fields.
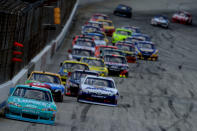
xmin=151 ymin=15 xmax=169 ymax=28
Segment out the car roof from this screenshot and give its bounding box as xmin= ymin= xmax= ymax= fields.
xmin=85 ymin=32 xmax=103 ymax=36
xmin=16 ymin=85 xmax=51 ymax=92
xmin=84 ymin=75 xmax=114 ymax=81
xmin=83 ymin=25 xmax=100 ymax=29
xmin=137 ymin=41 xmax=154 ymax=45
xmin=116 ymin=28 xmax=132 ymax=32
xmin=63 ymin=60 xmax=89 ymax=66
xmin=104 ymin=54 xmax=125 ymax=58
xmin=88 ymin=21 xmax=103 ymax=24
xmin=97 ymin=19 xmax=112 ymax=23
xmin=115 ymin=42 xmax=134 ymax=47
xmin=74 ymin=70 xmax=99 ymax=74
xmin=31 ymin=71 xmax=60 ymax=77
xmin=96 ymin=45 xmax=117 ymax=48
xmin=81 ymin=56 xmax=103 ymax=61
xmin=154 ymin=15 xmax=168 ymax=18
xmin=117 ymin=4 xmax=132 ymax=9
xmin=92 ymin=13 xmax=109 ymax=17
xmin=103 ymin=48 xmax=123 ymax=52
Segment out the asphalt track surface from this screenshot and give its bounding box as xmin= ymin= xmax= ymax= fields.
xmin=1 ymin=0 xmax=197 ymax=131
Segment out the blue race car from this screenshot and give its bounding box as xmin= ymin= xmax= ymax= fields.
xmin=5 ymin=85 xmax=57 ymax=125
xmin=151 ymin=15 xmax=169 ymax=28
xmin=65 ymin=70 xmax=99 ymax=96
xmin=135 ymin=41 xmax=158 ymax=61
xmin=26 ymin=71 xmax=65 ymax=102
xmin=113 ymin=4 xmax=132 ymax=18
xmin=125 ymin=34 xmax=151 ymax=43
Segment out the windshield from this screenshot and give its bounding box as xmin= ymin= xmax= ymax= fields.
xmin=77 ymin=37 xmax=92 ymax=41
xmin=127 ymin=37 xmax=145 ymax=42
xmin=138 ymin=43 xmax=153 ymax=49
xmin=72 ymin=49 xmax=93 ymax=57
xmin=116 ymin=44 xmax=135 ymax=52
xmin=29 ymin=73 xmax=61 ymax=84
xmin=101 ymin=21 xmax=112 ymax=26
xmin=72 ymin=71 xmax=98 ymax=80
xmin=93 ymin=15 xmax=109 ymax=20
xmin=75 ymin=40 xmax=95 ymax=47
xmin=84 ymin=27 xmax=100 ymax=33
xmin=116 ymin=30 xmax=131 ymax=36
xmin=103 ymin=49 xmax=122 ymax=56
xmin=104 ymin=55 xmax=127 ymax=64
xmin=93 ymin=35 xmax=104 ymax=40
xmin=13 ymin=87 xmax=52 ymax=102
xmin=84 ymin=77 xmax=114 ymax=88
xmin=124 ymin=27 xmax=139 ymax=33
xmin=82 ymin=58 xmax=104 ymax=67
xmin=63 ymin=62 xmax=89 ymax=71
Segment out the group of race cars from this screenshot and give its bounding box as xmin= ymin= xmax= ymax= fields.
xmin=4 ymin=7 xmax=192 ymax=125
xmin=151 ymin=10 xmax=193 ymax=28
xmin=3 ymin=13 xmax=160 ymax=125
xmin=113 ymin=4 xmax=193 ymax=28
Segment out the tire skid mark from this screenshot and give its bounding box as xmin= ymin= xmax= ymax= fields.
xmin=168 ymin=99 xmax=181 ymax=118
xmin=165 ymin=99 xmax=194 ymax=131
xmin=80 ymin=104 xmax=91 ymax=122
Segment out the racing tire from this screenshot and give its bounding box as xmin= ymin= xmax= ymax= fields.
xmin=188 ymin=20 xmax=192 ymax=25
xmin=59 ymin=95 xmax=63 ymax=102
xmin=113 ymin=11 xmax=117 ymax=15
xmin=127 ymin=13 xmax=132 ymax=18
xmin=125 ymin=72 xmax=129 ymax=78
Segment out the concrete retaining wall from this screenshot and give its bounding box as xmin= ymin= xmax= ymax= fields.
xmin=0 ymin=0 xmax=79 ymax=110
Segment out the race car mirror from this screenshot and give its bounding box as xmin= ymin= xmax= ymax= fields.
xmin=9 ymin=87 xmax=15 ymax=96
xmin=60 ymin=62 xmax=63 ymax=67
xmin=68 ymin=49 xmax=72 ymax=53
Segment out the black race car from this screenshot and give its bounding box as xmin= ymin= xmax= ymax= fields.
xmin=113 ymin=4 xmax=132 ymax=18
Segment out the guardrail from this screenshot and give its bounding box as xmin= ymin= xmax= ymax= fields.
xmin=0 ymin=0 xmax=79 ymax=111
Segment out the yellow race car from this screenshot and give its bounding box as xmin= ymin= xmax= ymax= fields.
xmin=58 ymin=60 xmax=90 ymax=85
xmin=80 ymin=57 xmax=108 ymax=76
xmin=96 ymin=19 xmax=115 ymax=36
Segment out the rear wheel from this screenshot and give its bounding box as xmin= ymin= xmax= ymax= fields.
xmin=127 ymin=13 xmax=132 ymax=18
xmin=60 ymin=95 xmax=63 ymax=102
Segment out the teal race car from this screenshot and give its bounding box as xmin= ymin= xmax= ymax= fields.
xmin=4 ymin=85 xmax=57 ymax=125
xmin=112 ymin=28 xmax=132 ymax=44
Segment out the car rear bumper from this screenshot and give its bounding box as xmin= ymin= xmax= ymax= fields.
xmin=78 ymin=94 xmax=117 ymax=106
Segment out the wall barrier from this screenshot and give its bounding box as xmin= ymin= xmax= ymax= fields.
xmin=0 ymin=0 xmax=79 ymax=111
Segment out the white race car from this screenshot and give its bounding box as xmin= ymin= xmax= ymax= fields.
xmin=77 ymin=75 xmax=119 ymax=106
xmin=151 ymin=15 xmax=169 ymax=28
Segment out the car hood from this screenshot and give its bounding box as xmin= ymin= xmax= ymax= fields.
xmin=89 ymin=66 xmax=107 ymax=72
xmin=8 ymin=96 xmax=56 ymax=110
xmin=94 ymin=40 xmax=106 ymax=46
xmin=81 ymin=85 xmax=118 ymax=96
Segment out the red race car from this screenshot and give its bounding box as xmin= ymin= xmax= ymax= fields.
xmin=72 ymin=35 xmax=94 ymax=46
xmin=172 ymin=11 xmax=192 ymax=25
xmin=95 ymin=45 xmax=118 ymax=58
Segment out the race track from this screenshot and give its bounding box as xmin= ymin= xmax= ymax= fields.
xmin=0 ymin=0 xmax=197 ymax=131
